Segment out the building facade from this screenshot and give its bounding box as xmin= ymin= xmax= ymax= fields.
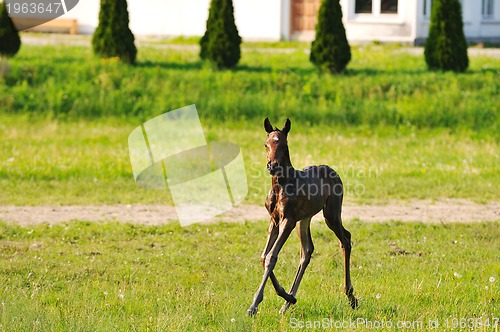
xmin=60 ymin=0 xmax=500 ymax=44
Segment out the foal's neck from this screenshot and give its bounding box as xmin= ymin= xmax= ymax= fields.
xmin=274 ymin=146 xmax=295 ymax=185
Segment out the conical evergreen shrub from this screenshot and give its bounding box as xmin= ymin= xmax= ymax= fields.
xmin=200 ymin=0 xmax=241 ymax=69
xmin=92 ymin=0 xmax=137 ymax=64
xmin=310 ymin=0 xmax=351 ymax=74
xmin=424 ymin=0 xmax=468 ymax=72
xmin=0 ymin=1 xmax=21 ymax=59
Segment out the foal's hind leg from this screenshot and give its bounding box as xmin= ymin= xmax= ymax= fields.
xmin=324 ymin=196 xmax=358 ymax=309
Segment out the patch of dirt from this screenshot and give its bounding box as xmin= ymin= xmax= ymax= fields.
xmin=0 ymin=199 xmax=498 ymax=226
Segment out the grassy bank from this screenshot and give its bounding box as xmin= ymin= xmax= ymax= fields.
xmin=0 ymin=43 xmax=498 ymax=136
xmin=0 ymin=220 xmax=498 ymax=331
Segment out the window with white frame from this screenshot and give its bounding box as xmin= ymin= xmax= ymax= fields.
xmin=354 ymin=0 xmax=398 ymax=14
xmin=482 ymin=0 xmax=494 ymax=18
xmin=355 ymin=0 xmax=373 ymax=13
xmin=381 ymin=0 xmax=398 ymax=13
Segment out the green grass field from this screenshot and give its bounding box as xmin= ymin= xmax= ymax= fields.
xmin=0 ymin=220 xmax=498 ymax=331
xmin=0 ymin=114 xmax=498 ymax=206
xmin=0 ymin=41 xmax=499 ymax=206
xmin=0 ymin=40 xmax=499 ymax=331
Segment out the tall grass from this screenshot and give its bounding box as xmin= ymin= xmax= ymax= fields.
xmin=0 ymin=43 xmax=498 ymax=136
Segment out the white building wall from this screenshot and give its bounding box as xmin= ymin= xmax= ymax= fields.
xmin=127 ymin=0 xmax=210 ymax=37
xmin=58 ymin=0 xmax=500 ymax=43
xmin=460 ymin=0 xmax=500 ymax=38
xmin=233 ymin=0 xmax=282 ymax=40
xmin=60 ymin=0 xmax=100 ymax=35
xmin=415 ymin=0 xmax=500 ymax=43
xmin=62 ymin=0 xmax=283 ymax=40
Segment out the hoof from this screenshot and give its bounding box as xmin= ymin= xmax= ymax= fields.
xmin=349 ymin=296 xmax=359 ymax=309
xmin=247 ymin=306 xmax=258 ymax=317
xmin=279 ymin=297 xmax=297 ymax=315
xmin=346 ymin=287 xmax=358 ymax=309
xmin=279 ymin=302 xmax=290 ymax=315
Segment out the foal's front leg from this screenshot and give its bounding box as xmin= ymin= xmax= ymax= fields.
xmin=247 ymin=220 xmax=295 ymax=316
xmin=280 ymin=218 xmax=314 ymax=314
xmin=261 ymin=222 xmax=297 ymax=305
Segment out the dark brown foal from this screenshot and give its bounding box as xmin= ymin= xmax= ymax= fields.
xmin=247 ymin=118 xmax=358 ymax=316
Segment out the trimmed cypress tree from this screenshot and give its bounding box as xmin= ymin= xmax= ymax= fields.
xmin=200 ymin=0 xmax=241 ymax=69
xmin=0 ymin=1 xmax=21 ymax=66
xmin=424 ymin=0 xmax=468 ymax=72
xmin=92 ymin=0 xmax=137 ymax=64
xmin=310 ymin=0 xmax=351 ymax=74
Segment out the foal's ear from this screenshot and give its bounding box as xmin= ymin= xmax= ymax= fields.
xmin=282 ymin=118 xmax=291 ymax=135
xmin=264 ymin=117 xmax=274 ymax=133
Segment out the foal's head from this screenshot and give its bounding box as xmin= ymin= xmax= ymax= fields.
xmin=264 ymin=118 xmax=291 ymax=175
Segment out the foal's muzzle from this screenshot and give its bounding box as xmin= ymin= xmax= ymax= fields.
xmin=267 ymin=162 xmax=279 ymax=175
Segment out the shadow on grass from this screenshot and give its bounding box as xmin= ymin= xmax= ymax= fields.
xmin=235 ymin=64 xmax=274 ymax=73
xmin=345 ymin=68 xmax=429 ymax=76
xmin=465 ymin=67 xmax=500 ymax=75
xmin=254 ymin=66 xmax=499 ymax=76
xmin=237 ymin=64 xmax=316 ymax=75
xmin=16 ymin=54 xmax=87 ymax=66
xmin=135 ymin=60 xmax=499 ymax=77
xmin=136 ymin=60 xmax=318 ymax=76
xmin=136 ymin=60 xmax=204 ymax=71
xmin=347 ymin=67 xmax=500 ymax=76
